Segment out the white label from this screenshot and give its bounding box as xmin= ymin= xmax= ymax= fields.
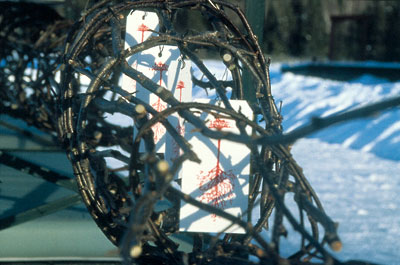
xmin=122 ymin=10 xmax=182 ymax=153
xmin=179 ymin=99 xmax=252 ymax=234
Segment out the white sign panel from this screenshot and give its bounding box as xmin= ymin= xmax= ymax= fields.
xmin=122 ymin=10 xmax=181 ymax=153
xmin=122 ymin=10 xmax=159 ymax=94
xmin=179 ymin=99 xmax=252 ymax=234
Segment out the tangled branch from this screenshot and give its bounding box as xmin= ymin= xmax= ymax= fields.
xmin=56 ymin=1 xmax=341 ymax=264
xmin=1 ymin=1 xmax=397 ymax=265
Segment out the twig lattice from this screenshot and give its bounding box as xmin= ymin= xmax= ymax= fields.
xmin=57 ymin=1 xmax=341 ymax=264
xmin=10 ymin=1 xmax=400 ymax=264
xmin=0 ymin=2 xmax=71 ymax=134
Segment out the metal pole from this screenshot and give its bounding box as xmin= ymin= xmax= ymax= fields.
xmin=244 ymin=1 xmax=267 ymax=224
xmin=245 ymin=0 xmax=266 ymax=44
xmin=243 ymin=0 xmax=266 ymax=103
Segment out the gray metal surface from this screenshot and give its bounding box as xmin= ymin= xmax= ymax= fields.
xmin=0 ymin=115 xmax=119 ymax=258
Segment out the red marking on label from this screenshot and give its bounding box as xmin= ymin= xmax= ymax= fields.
xmin=197 ymin=119 xmax=236 ymax=221
xmin=152 ymin=98 xmax=166 ymax=112
xmin=170 ymin=80 xmax=186 ymax=160
xmin=152 ymin=62 xmax=169 ymax=86
xmin=208 ymin=118 xmax=231 ymax=131
xmin=137 ymin=23 xmax=149 ymax=43
xmin=170 ymin=81 xmax=186 ymax=161
xmin=151 ymin=98 xmax=167 ymax=143
xmin=176 ymin=80 xmax=185 ymax=102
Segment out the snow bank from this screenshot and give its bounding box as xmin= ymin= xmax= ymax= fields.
xmin=271 ymin=67 xmax=400 ymax=161
xmin=292 ymin=138 xmax=400 ymax=265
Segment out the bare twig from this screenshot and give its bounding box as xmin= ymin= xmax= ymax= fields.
xmin=3 ymin=1 xmax=394 ymax=265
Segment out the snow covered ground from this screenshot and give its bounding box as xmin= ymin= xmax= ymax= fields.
xmin=270 ymin=64 xmax=400 ymax=161
xmin=268 ymin=63 xmax=400 ymax=264
xmin=291 ymin=139 xmax=400 ymax=264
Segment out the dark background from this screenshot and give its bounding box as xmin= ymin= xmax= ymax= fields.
xmin=181 ymin=0 xmax=400 ymax=62
xmin=24 ymin=0 xmax=400 ymax=62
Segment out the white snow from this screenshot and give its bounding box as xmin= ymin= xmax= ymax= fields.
xmin=291 ymin=138 xmax=400 ymax=265
xmin=270 ymin=66 xmax=400 ymax=161
xmin=267 ymin=63 xmax=400 ymax=264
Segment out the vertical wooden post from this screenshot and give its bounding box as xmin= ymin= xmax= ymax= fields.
xmin=243 ymin=0 xmax=266 ymax=103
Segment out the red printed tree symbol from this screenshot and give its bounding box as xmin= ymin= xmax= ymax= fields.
xmin=150 ymin=98 xmax=167 ymax=144
xmin=152 ymin=62 xmax=169 ymax=86
xmin=150 ymin=62 xmax=169 ymax=143
xmin=137 ymin=23 xmax=149 ymax=43
xmin=197 ymin=118 xmax=237 ymax=221
xmin=176 ymin=81 xmax=185 ymax=102
xmin=171 ymin=81 xmax=186 ymax=161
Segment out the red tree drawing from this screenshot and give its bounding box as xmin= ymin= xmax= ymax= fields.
xmin=176 ymin=81 xmax=185 ymax=102
xmin=171 ymin=81 xmax=186 ymax=160
xmin=151 ymin=98 xmax=167 ymax=144
xmin=137 ymin=23 xmax=149 ymax=43
xmin=152 ymin=62 xmax=168 ymax=86
xmin=150 ymin=62 xmax=169 ymax=143
xmin=197 ymin=118 xmax=237 ymax=221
